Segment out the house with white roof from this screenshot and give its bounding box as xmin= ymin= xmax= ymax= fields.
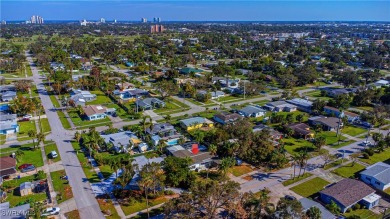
xmin=286 ymin=98 xmax=313 ymax=113
xmin=69 ymin=89 xmax=97 ymax=106
xmin=360 ymin=162 xmax=390 ymax=191
xmin=101 ymin=131 xmax=145 ymax=153
xmin=238 ymin=105 xmax=266 ymax=118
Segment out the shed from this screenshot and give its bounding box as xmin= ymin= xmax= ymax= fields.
xmin=19 ymin=182 xmax=33 ymax=196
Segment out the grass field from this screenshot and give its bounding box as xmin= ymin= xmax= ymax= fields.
xmin=304 ymin=90 xmax=332 ymax=101
xmin=229 ymin=165 xmax=253 ymax=177
xmin=282 ymin=173 xmax=312 ymax=186
xmin=385 ymin=187 xmax=390 ymax=195
xmin=57 ymin=110 xmax=71 ymax=129
xmin=49 ymin=95 xmax=60 ymax=107
xmin=87 ymin=91 xmax=112 ymax=105
xmin=323 ymin=159 xmax=348 ymax=170
xmin=290 ymin=177 xmax=330 ymax=198
xmin=282 ymin=138 xmax=316 ymax=155
xmin=0 ymin=143 xmax=44 ymax=167
xmin=5 ymin=189 xmax=47 ymax=207
xmin=44 ymin=143 xmax=61 ymax=163
xmin=71 ymin=142 xmax=101 ymax=183
xmin=343 ymin=209 xmax=381 ymax=219
xmin=39 ymin=118 xmax=51 ymax=133
xmin=51 ymin=170 xmax=74 ymax=204
xmin=332 ymin=163 xmax=365 ymax=178
xmin=218 ymin=95 xmax=242 ymax=103
xmin=17 ymin=120 xmax=37 ymax=141
xmin=120 ymin=197 xmax=167 ymax=216
xmin=316 ymin=131 xmax=347 ymax=145
xmin=341 ymin=126 xmax=367 ymax=136
xmin=68 ymin=110 xmax=112 ymax=128
xmin=64 ymin=210 xmax=80 ymax=219
xmin=97 ymin=198 xmax=120 ymax=219
xmin=359 ymin=149 xmax=390 ymax=165
xmin=252 ymin=100 xmax=269 ymax=106
xmin=0 ymin=134 xmax=5 ymax=144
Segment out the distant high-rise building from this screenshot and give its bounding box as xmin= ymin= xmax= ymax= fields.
xmin=157 ymin=17 xmax=161 ymax=23
xmin=30 ymin=15 xmax=44 ymax=24
xmin=141 ymin=18 xmax=147 ymax=23
xmin=100 ymin=18 xmax=105 ymax=23
xmin=80 ymin=19 xmax=87 ymax=26
xmin=150 ymin=25 xmax=164 ymax=33
xmin=1 ymin=20 xmax=6 ymax=25
xmin=153 ymin=17 xmax=157 ymax=23
xmin=114 ymin=19 xmax=117 ymax=23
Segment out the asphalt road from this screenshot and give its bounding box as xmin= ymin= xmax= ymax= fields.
xmin=26 ymin=52 xmax=105 ymax=219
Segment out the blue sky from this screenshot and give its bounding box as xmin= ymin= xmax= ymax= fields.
xmin=1 ymin=1 xmax=390 ymax=21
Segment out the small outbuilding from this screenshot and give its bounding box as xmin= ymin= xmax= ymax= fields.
xmin=19 ymin=182 xmax=33 ymax=196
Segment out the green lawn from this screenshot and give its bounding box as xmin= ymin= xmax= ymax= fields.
xmin=252 ymin=100 xmax=269 ymax=106
xmin=323 ymin=159 xmax=348 ymax=170
xmin=97 ymin=198 xmax=120 ymax=219
xmin=341 ymin=126 xmax=367 ymax=136
xmin=5 ymin=189 xmax=47 ymax=207
xmin=303 ymin=90 xmax=332 ymax=101
xmin=120 ymin=197 xmax=167 ymax=216
xmin=385 ymin=187 xmax=390 ymax=195
xmin=87 ymin=91 xmax=112 ymax=105
xmin=99 ymin=164 xmax=114 ymax=179
xmin=332 ymin=163 xmax=366 ymax=178
xmin=290 ymin=177 xmax=330 ymax=198
xmin=50 ymin=170 xmax=74 ymax=204
xmin=218 ymin=95 xmax=242 ymax=102
xmin=68 ymin=109 xmax=111 ymax=128
xmin=316 ymin=131 xmax=347 ymax=145
xmin=356 ymin=106 xmax=373 ymax=112
xmin=44 ymin=143 xmax=61 ymax=163
xmin=229 ymin=165 xmax=253 ymax=177
xmin=0 ymin=134 xmax=5 ymax=144
xmin=26 ymin=64 xmax=33 ymax=76
xmin=282 ymin=173 xmax=312 ymax=186
xmin=17 ymin=120 xmax=37 ymax=141
xmin=282 ymin=138 xmax=316 ymax=155
xmin=343 ymin=209 xmax=381 ymax=219
xmin=359 ymin=149 xmax=390 ymax=165
xmin=332 ymin=140 xmax=356 ymax=149
xmin=50 ymin=95 xmax=60 ymax=107
xmin=71 ymin=142 xmax=101 ymax=183
xmin=184 ymin=98 xmax=204 ymax=106
xmin=0 ymin=143 xmax=44 ymax=167
xmin=39 ymin=118 xmax=51 ymax=133
xmin=57 ymin=111 xmax=71 ymax=129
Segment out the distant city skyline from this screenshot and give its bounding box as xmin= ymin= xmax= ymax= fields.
xmin=2 ymin=1 xmax=390 ymax=21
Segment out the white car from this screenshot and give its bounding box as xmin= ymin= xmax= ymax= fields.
xmin=50 ymin=151 xmax=58 ymax=158
xmin=362 ymin=140 xmax=372 ymax=146
xmin=42 ymin=207 xmax=60 ymax=216
xmin=23 ymin=114 xmax=32 ymax=119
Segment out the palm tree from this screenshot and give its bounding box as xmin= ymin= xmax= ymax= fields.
xmin=28 ymin=130 xmax=37 ymax=149
xmin=291 ymin=154 xmax=300 ymax=179
xmin=313 ymin=136 xmax=326 ymax=151
xmin=299 ymin=151 xmax=310 ymax=176
xmin=156 ymin=139 xmax=167 ymax=154
xmin=306 ymin=206 xmax=321 ymax=219
xmin=109 ymin=159 xmax=120 ymax=179
xmin=209 ymin=144 xmax=217 ymax=156
xmin=139 ymin=116 xmax=152 ymax=135
xmin=74 ymin=131 xmax=81 ymax=143
xmin=164 ymin=115 xmax=171 ymax=123
xmin=219 ymin=157 xmax=235 ymax=177
xmin=15 ymin=149 xmax=24 ymax=163
xmin=138 ymin=172 xmax=153 ymax=219
xmin=36 ymin=132 xmax=45 ymax=147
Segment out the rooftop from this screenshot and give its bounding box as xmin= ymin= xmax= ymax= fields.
xmin=180 ymin=117 xmax=212 ymax=127
xmin=360 ymin=162 xmax=390 ymax=185
xmin=286 ymin=98 xmax=313 ymax=107
xmin=83 ymin=105 xmax=107 ymax=116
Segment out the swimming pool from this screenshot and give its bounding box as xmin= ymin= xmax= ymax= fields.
xmin=166 ymin=138 xmax=179 ymax=146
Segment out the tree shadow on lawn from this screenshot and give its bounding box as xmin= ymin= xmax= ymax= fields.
xmin=293 ymin=146 xmax=316 ymax=153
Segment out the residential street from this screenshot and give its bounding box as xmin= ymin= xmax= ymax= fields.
xmin=26 ymin=52 xmax=105 ymax=219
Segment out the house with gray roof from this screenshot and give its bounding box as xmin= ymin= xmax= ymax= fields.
xmin=69 ymin=89 xmax=96 ymax=106
xmin=263 ymin=100 xmax=297 ymax=112
xmin=197 ymin=90 xmax=225 ymax=99
xmin=308 ymin=116 xmax=342 ymax=131
xmin=286 ymin=98 xmax=313 ymax=113
xmin=146 ymin=123 xmax=182 ymax=146
xmin=0 ymin=113 xmax=19 ymax=135
xmin=319 ymin=178 xmax=380 ymax=213
xmin=299 ymin=198 xmax=335 ymax=219
xmin=238 ymin=105 xmax=266 ymax=118
xmin=166 ymin=144 xmax=215 ymax=171
xmin=360 ymin=162 xmax=390 ymax=191
xmin=101 ymin=131 xmax=144 ymax=153
xmin=0 ymin=91 xmax=16 ymax=102
xmin=136 ymin=98 xmax=165 ymax=110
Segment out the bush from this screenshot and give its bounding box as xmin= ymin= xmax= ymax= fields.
xmin=362 ymin=152 xmax=370 ymax=159
xmin=353 ymin=203 xmax=360 ymax=210
xmin=364 ymin=148 xmax=374 ymax=156
xmin=346 ymin=208 xmax=351 ymax=213
xmin=164 ymin=190 xmax=175 ymax=195
xmin=35 ymin=170 xmax=46 ymax=180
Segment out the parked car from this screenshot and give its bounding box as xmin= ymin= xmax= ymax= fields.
xmin=284 ymin=195 xmax=297 ymax=201
xmin=21 ymin=165 xmax=36 ymax=173
xmin=19 ymin=118 xmax=30 ymax=122
xmin=361 ymin=140 xmax=372 ymax=146
xmin=23 ymin=114 xmax=32 ymax=119
xmin=18 ymin=163 xmax=33 ymax=170
xmin=42 ymin=207 xmax=60 ymax=216
xmin=49 ymin=151 xmax=58 ymax=159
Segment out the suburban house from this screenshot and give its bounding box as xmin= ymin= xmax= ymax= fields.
xmin=360 ymin=162 xmax=390 ymax=191
xmin=197 ymin=90 xmax=225 ymax=99
xmin=114 ymin=89 xmax=149 ymax=102
xmin=116 ymin=82 xmax=135 ymax=90
xmin=0 ymin=113 xmax=19 ymax=135
xmin=69 ymin=90 xmax=97 ymax=106
xmin=166 ymin=144 xmax=215 ymax=171
xmin=285 ymin=123 xmax=314 ymax=139
xmin=263 ymin=101 xmax=297 ymax=112
xmin=128 ymin=155 xmax=164 ymax=190
xmin=101 ymin=131 xmax=144 ymax=153
xmin=0 ymin=156 xmax=16 ymax=179
xmin=135 ymin=98 xmax=165 ymax=110
xmin=319 ymin=178 xmax=380 ymax=213
xmin=369 ymin=80 xmax=389 ymax=89
xmin=179 ymin=117 xmax=214 ymax=131
xmin=212 ymin=77 xmax=240 ymax=88
xmin=299 ymin=198 xmax=335 ymax=219
xmin=308 ymin=116 xmax=342 ymax=131
xmin=252 ymin=124 xmax=283 ymax=141
xmin=321 ymin=87 xmax=357 ymax=97
xmin=286 ymin=98 xmax=313 ymax=113
xmin=50 ymin=62 xmax=65 ymax=71
xmin=238 ymin=105 xmax=266 ymax=118
xmin=213 ymin=112 xmax=242 ymax=125
xmin=0 ymin=91 xmax=17 ymax=102
xmin=82 ymin=105 xmax=116 ymax=121
xmin=179 ymin=67 xmax=204 ymax=75
xmin=323 ymin=106 xmax=360 ymax=122
xmin=146 ymin=123 xmax=182 ymax=146
xmin=0 ymin=202 xmax=30 ymax=219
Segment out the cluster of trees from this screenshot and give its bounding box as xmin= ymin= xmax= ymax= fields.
xmin=9 ymin=96 xmax=42 ymax=116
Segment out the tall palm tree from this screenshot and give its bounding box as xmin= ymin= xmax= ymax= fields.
xmin=74 ymin=131 xmax=81 ymax=143
xmin=28 ymin=130 xmax=37 ymax=149
xmin=138 ymin=173 xmax=153 ymax=219
xmin=139 ymin=116 xmax=152 ymax=135
xmin=209 ymin=144 xmax=217 ymax=156
xmin=156 ymin=139 xmax=167 ymax=154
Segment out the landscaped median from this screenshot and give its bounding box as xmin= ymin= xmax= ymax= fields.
xmin=290 ymin=177 xmax=330 ymax=198
xmin=282 ymin=173 xmax=312 ymax=186
xmin=71 ymin=141 xmax=101 ymax=183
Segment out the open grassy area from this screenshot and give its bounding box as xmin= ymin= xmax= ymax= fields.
xmin=87 ymin=91 xmax=112 ymax=105
xmin=323 ymin=159 xmax=348 ymax=170
xmin=44 ymin=143 xmax=61 ymax=163
xmin=343 ymin=209 xmax=381 ymax=219
xmin=316 ymin=131 xmax=347 ymax=145
xmin=184 ymin=98 xmax=204 ymax=106
xmin=332 ymin=140 xmax=356 ymax=149
xmin=290 ymin=177 xmax=330 ymax=198
xmin=282 ymin=138 xmax=316 ymax=155
xmin=97 ymin=198 xmax=120 ymax=219
xmin=303 ymin=90 xmax=332 ymax=101
xmin=0 ymin=134 xmax=5 ymax=144
xmin=229 ymin=165 xmax=254 ymax=177
xmin=71 ymin=142 xmax=101 ymax=183
xmin=49 ymin=95 xmax=60 ymax=107
xmin=17 ymin=120 xmax=37 ymax=141
xmin=68 ymin=109 xmax=111 ymax=128
xmin=50 ymin=170 xmax=74 ymax=204
xmin=359 ymin=149 xmax=390 ymax=165
xmin=57 ymin=111 xmax=71 ymax=129
xmin=5 ymin=189 xmax=47 ymax=207
xmin=120 ymin=197 xmax=167 ymax=216
xmin=64 ymin=210 xmax=80 ymax=219
xmin=252 ymin=100 xmax=269 ymax=106
xmin=341 ymin=126 xmax=367 ymax=136
xmin=39 ymin=118 xmax=51 ymax=133
xmin=332 ymin=163 xmax=365 ymax=178
xmin=0 ymin=143 xmax=44 ymax=167
xmin=282 ymin=173 xmax=312 ymax=186
xmin=153 ymin=98 xmax=189 ymax=113
xmin=356 ymin=106 xmax=373 ymax=112
xmin=218 ymin=95 xmax=242 ymax=103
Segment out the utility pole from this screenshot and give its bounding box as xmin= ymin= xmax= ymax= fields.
xmin=336 ymin=110 xmax=343 ymax=146
xmin=244 ymin=80 xmax=246 ymax=99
